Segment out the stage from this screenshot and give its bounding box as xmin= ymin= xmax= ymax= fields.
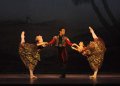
xmin=0 ymin=74 xmax=120 ymax=85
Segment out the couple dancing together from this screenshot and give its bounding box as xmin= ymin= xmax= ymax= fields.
xmin=19 ymin=26 xmax=106 ymax=79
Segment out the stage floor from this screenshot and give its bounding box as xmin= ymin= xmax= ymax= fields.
xmin=0 ymin=74 xmax=120 ymax=84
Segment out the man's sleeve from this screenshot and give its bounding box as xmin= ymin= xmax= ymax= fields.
xmin=48 ymin=36 xmax=56 ymax=45
xmin=66 ymin=38 xmax=73 ymax=46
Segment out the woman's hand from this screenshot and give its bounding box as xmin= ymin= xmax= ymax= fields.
xmin=37 ymin=42 xmax=48 ymax=47
xmin=71 ymin=46 xmax=77 ymax=50
xmin=72 ymin=43 xmax=78 ymax=47
xmin=43 ymin=42 xmax=48 ymax=46
xmin=71 ymin=43 xmax=79 ymax=51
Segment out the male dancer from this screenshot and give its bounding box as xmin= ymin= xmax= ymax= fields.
xmin=48 ymin=27 xmax=74 ymax=78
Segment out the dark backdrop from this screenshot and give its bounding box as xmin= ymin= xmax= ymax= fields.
xmin=0 ymin=0 xmax=120 ymax=74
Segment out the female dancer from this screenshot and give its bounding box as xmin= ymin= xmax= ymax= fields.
xmin=19 ymin=31 xmax=48 ymax=79
xmin=72 ymin=27 xmax=106 ymax=79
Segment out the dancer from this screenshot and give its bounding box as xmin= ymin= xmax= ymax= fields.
xmin=19 ymin=31 xmax=48 ymax=79
xmin=48 ymin=27 xmax=74 ymax=78
xmin=72 ymin=26 xmax=106 ymax=79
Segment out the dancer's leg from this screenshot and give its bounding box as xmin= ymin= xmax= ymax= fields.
xmin=29 ymin=64 xmax=37 ymax=79
xmin=89 ymin=63 xmax=98 ymax=79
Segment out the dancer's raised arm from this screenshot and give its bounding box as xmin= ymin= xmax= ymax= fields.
xmin=89 ymin=26 xmax=98 ymax=39
xmin=21 ymin=31 xmax=25 ymax=44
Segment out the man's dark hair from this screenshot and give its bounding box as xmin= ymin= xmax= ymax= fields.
xmin=59 ymin=27 xmax=66 ymax=31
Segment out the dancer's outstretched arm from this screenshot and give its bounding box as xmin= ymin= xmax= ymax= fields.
xmin=89 ymin=26 xmax=98 ymax=39
xmin=21 ymin=31 xmax=25 ymax=44
xmin=37 ymin=42 xmax=48 ymax=46
xmin=71 ymin=43 xmax=80 ymax=51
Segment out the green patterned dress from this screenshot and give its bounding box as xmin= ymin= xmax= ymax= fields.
xmin=19 ymin=43 xmax=41 ymax=71
xmin=82 ymin=37 xmax=106 ymax=71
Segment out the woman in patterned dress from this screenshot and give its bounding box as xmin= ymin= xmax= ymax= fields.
xmin=19 ymin=31 xmax=48 ymax=79
xmin=72 ymin=26 xmax=106 ymax=79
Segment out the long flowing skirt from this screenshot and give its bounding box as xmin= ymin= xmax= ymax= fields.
xmin=19 ymin=43 xmax=40 ymax=71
